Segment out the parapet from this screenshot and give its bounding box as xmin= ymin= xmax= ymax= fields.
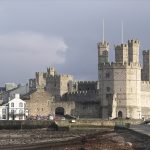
xmin=115 ymin=43 xmax=128 ymax=50
xmin=141 ymin=81 xmax=150 ymax=91
xmin=143 ymin=50 xmax=150 ymax=55
xmin=77 ymin=81 xmax=97 ymax=84
xmin=99 ymin=62 xmax=141 ymax=69
xmin=36 ymin=72 xmax=47 ymax=78
xmin=60 ymin=74 xmax=73 ymax=79
xmin=67 ymin=90 xmax=98 ymax=96
xmin=97 ymin=41 xmax=109 ymax=48
xmin=128 ymin=39 xmax=140 ymax=46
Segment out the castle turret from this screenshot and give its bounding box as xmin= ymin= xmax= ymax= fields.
xmin=35 ymin=72 xmax=47 ymax=87
xmin=128 ymin=39 xmax=140 ymax=64
xmin=98 ymin=41 xmax=109 ymax=64
xmin=115 ymin=44 xmax=128 ymax=63
xmin=142 ymin=50 xmax=150 ymax=81
xmin=47 ymin=67 xmax=57 ymax=77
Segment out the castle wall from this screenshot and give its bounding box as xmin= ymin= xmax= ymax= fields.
xmin=74 ymin=102 xmax=100 ymax=118
xmin=51 ymin=101 xmax=75 ymax=116
xmin=141 ymin=91 xmax=150 ymax=119
xmin=66 ymin=91 xmax=98 ymax=102
xmin=77 ymin=81 xmax=97 ymax=91
xmin=63 ymin=91 xmax=100 ymax=118
xmin=25 ymin=88 xmax=52 ymax=116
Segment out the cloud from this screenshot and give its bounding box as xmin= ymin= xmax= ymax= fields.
xmin=0 ymin=32 xmax=68 ymax=65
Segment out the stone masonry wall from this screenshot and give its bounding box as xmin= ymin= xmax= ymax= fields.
xmin=25 ymin=88 xmax=52 ymax=116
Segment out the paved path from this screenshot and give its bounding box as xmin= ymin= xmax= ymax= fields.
xmin=130 ymin=124 xmax=150 ymax=137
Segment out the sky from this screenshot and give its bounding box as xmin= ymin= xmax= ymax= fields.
xmin=0 ymin=0 xmax=150 ymax=85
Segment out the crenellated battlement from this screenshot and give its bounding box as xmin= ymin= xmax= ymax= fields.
xmin=97 ymin=41 xmax=109 ymax=48
xmin=141 ymin=81 xmax=150 ymax=85
xmin=143 ymin=50 xmax=150 ymax=55
xmin=99 ymin=62 xmax=141 ymax=69
xmin=60 ymin=74 xmax=73 ymax=78
xmin=67 ymin=90 xmax=98 ymax=96
xmin=115 ymin=44 xmax=128 ymax=49
xmin=77 ymin=81 xmax=97 ymax=84
xmin=141 ymin=81 xmax=150 ymax=91
xmin=35 ymin=72 xmax=47 ymax=79
xmin=128 ymin=39 xmax=140 ymax=46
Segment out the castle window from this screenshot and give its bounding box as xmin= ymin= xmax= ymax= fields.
xmin=106 ymin=87 xmax=110 ymax=92
xmin=106 ymin=73 xmax=110 ymax=78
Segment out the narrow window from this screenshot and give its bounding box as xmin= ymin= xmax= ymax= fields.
xmin=106 ymin=87 xmax=110 ymax=92
xmin=2 ymin=109 xmax=6 ymax=114
xmin=19 ymin=102 xmax=23 ymax=107
xmin=11 ymin=102 xmax=14 ymax=107
xmin=106 ymin=73 xmax=110 ymax=78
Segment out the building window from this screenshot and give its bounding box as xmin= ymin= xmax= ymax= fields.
xmin=106 ymin=87 xmax=110 ymax=92
xmin=106 ymin=73 xmax=110 ymax=78
xmin=11 ymin=102 xmax=14 ymax=107
xmin=2 ymin=115 xmax=6 ymax=119
xmin=2 ymin=109 xmax=6 ymax=114
xmin=19 ymin=109 xmax=23 ymax=114
xmin=19 ymin=102 xmax=23 ymax=107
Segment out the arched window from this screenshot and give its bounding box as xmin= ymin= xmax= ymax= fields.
xmin=2 ymin=109 xmax=6 ymax=114
xmin=118 ymin=111 xmax=123 ymax=118
xmin=11 ymin=102 xmax=14 ymax=107
xmin=55 ymin=107 xmax=65 ymax=116
xmin=19 ymin=102 xmax=23 ymax=107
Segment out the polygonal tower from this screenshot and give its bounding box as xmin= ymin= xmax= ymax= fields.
xmin=115 ymin=44 xmax=128 ymax=63
xmin=98 ymin=41 xmax=109 ymax=64
xmin=141 ymin=50 xmax=150 ymax=81
xmin=128 ymin=39 xmax=140 ymax=64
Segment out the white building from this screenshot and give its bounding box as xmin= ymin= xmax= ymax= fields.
xmin=8 ymin=94 xmax=27 ymax=120
xmin=0 ymin=105 xmax=8 ymax=120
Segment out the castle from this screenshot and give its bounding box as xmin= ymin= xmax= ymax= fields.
xmin=98 ymin=39 xmax=150 ymax=119
xmin=1 ymin=38 xmax=150 ymax=120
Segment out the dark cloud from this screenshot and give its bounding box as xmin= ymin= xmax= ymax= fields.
xmin=0 ymin=0 xmax=150 ymax=85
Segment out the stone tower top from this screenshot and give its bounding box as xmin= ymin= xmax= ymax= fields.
xmin=98 ymin=41 xmax=109 ymax=64
xmin=142 ymin=50 xmax=150 ymax=81
xmin=115 ymin=43 xmax=128 ymax=63
xmin=47 ymin=67 xmax=57 ymax=77
xmin=98 ymin=41 xmax=109 ymax=48
xmin=128 ymin=39 xmax=140 ymax=64
xmin=128 ymin=39 xmax=140 ymax=47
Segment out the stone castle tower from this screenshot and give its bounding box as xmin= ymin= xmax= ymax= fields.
xmin=142 ymin=50 xmax=150 ymax=81
xmin=98 ymin=39 xmax=141 ymax=119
